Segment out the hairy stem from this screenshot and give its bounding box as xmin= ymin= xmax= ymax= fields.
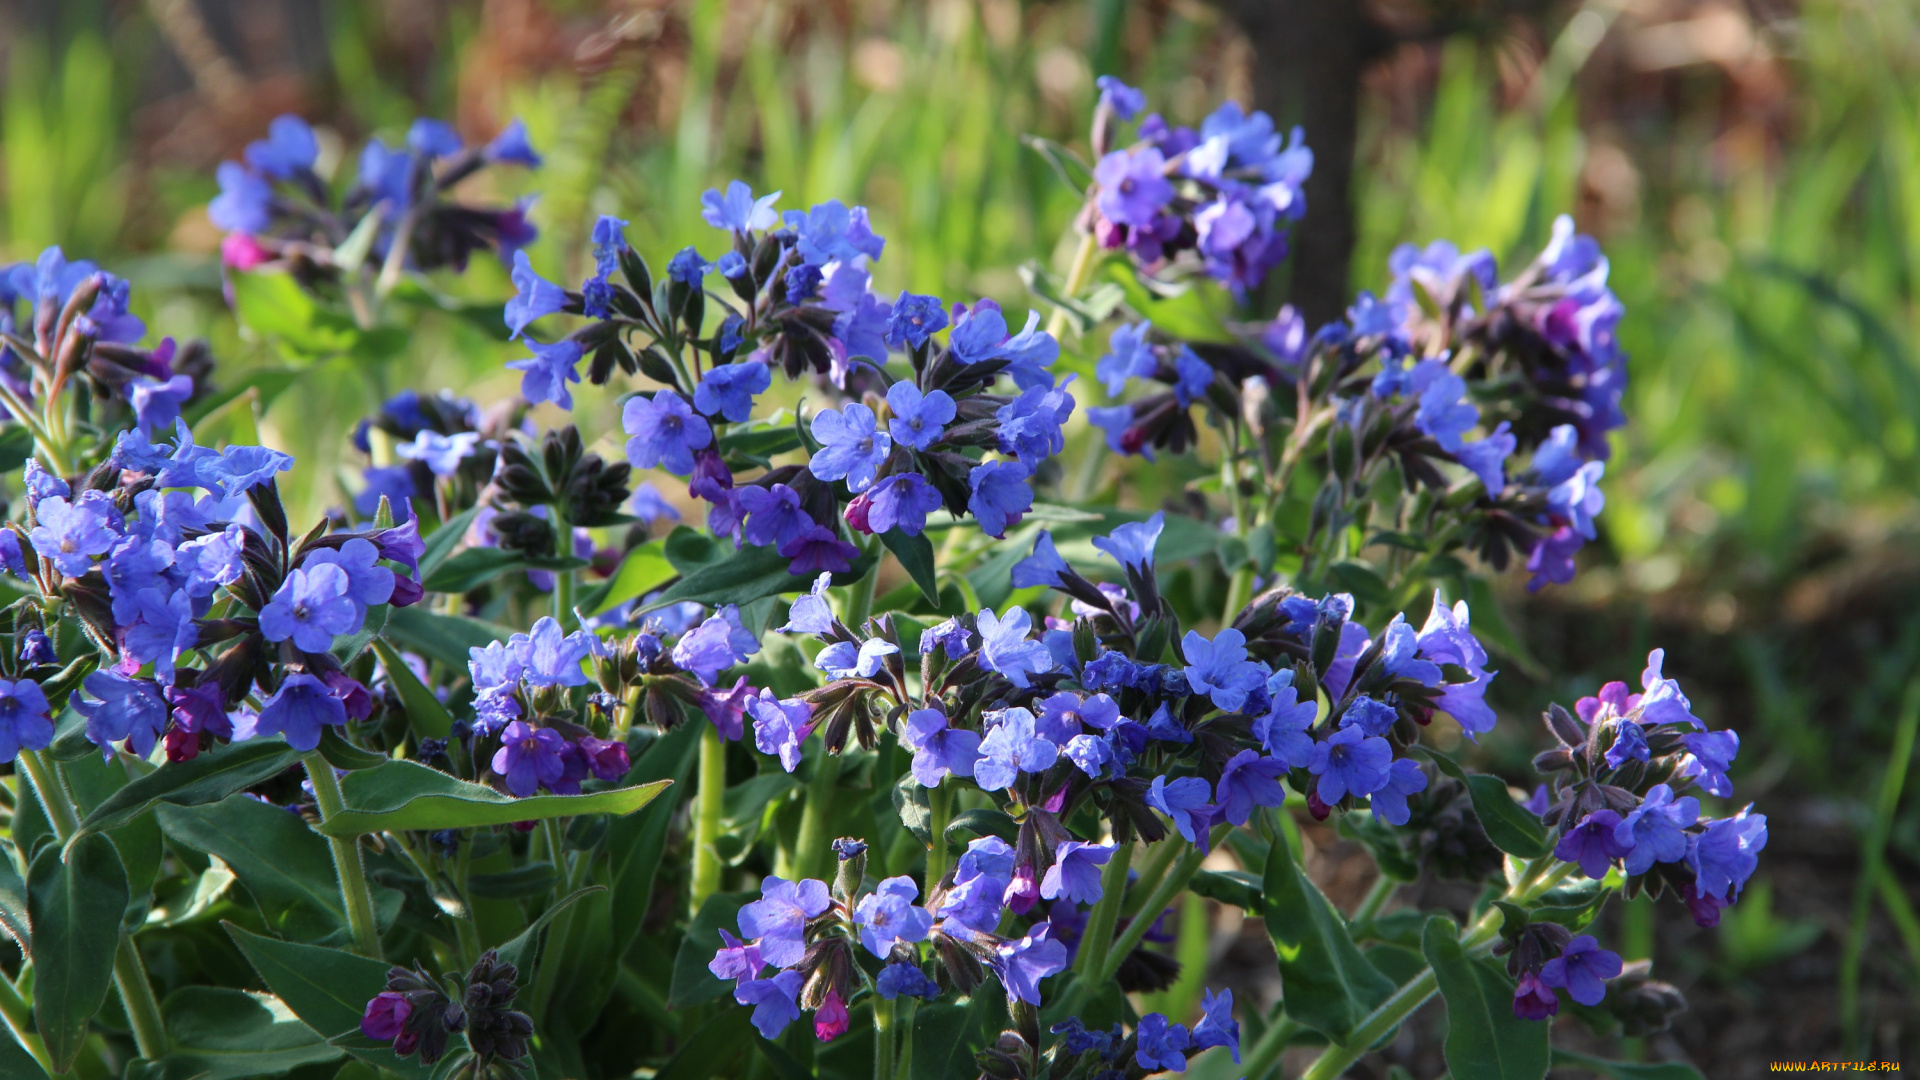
xmin=792 ymin=748 xmax=843 ymax=885
xmin=1095 ymin=842 xmax=1209 ymax=985
xmin=0 ymin=973 xmax=51 ymax=1073
xmin=872 ymin=995 xmax=896 ymax=1080
xmin=1073 ymin=842 xmax=1135 ymax=979
xmin=1237 ymin=1014 xmax=1303 ymax=1080
xmin=690 ymin=725 xmax=728 ymax=915
xmin=1046 ymin=229 xmax=1102 ymax=340
xmin=302 ymin=753 xmax=382 ymax=957
xmin=925 ymin=780 xmax=953 ymax=890
xmin=16 ymin=749 xmax=80 ymax=838
xmin=114 ymin=934 xmax=168 ymax=1060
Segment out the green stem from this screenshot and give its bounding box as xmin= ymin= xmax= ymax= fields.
xmin=872 ymin=994 xmax=896 ymax=1080
xmin=1348 ymin=874 xmax=1397 ymax=931
xmin=690 ymin=725 xmax=727 ymax=915
xmin=1121 ymin=839 xmax=1180 ymax=918
xmin=1237 ymin=1015 xmax=1302 ymax=1080
xmin=1842 ymin=678 xmax=1920 ymax=1052
xmin=793 ymin=745 xmax=843 ymax=884
xmin=925 ymin=781 xmax=953 ymax=889
xmin=0 ymin=973 xmax=51 ymax=1074
xmin=302 ymin=753 xmax=382 ymax=957
xmin=114 ymin=934 xmax=168 ymax=1060
xmin=17 ymin=749 xmax=79 ymax=839
xmin=552 ymin=504 xmax=576 ymax=630
xmin=1095 ymin=842 xmax=1209 ymax=985
xmin=1073 ymin=842 xmax=1135 ymax=979
xmin=1045 ymin=230 xmax=1102 ymax=340
xmin=844 ymin=537 xmax=881 ymax=630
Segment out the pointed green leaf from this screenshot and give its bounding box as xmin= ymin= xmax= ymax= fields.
xmin=649 ymin=541 xmax=876 ymax=611
xmin=27 ymin=834 xmax=127 ymax=1071
xmin=495 ymin=886 xmax=604 ymax=975
xmin=588 ymin=539 xmax=676 ymax=615
xmin=879 ymin=529 xmax=940 ymax=605
xmin=423 ymin=548 xmax=588 ymax=594
xmin=668 ymin=892 xmax=752 ymax=1008
xmin=223 ymin=924 xmax=437 ymax=1080
xmin=1549 ymin=1048 xmax=1705 ymax=1080
xmin=1262 ymin=824 xmax=1396 ymax=1041
xmin=1422 ymin=751 xmax=1553 ymax=858
xmin=384 ymin=606 xmax=518 ymax=671
xmin=416 ymin=506 xmax=481 ymax=581
xmin=317 ymin=761 xmax=671 ymax=836
xmin=66 ymin=741 xmax=305 ymax=845
xmin=607 ymin=721 xmax=702 ymax=959
xmin=1421 ymin=916 xmax=1550 ymax=1080
xmin=149 ymin=987 xmax=342 ymax=1080
xmin=369 ymin=640 xmax=453 ymax=739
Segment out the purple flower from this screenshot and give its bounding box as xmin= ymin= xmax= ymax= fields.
xmin=625 ymin=392 xmax=714 ymax=476
xmin=778 ymin=526 xmax=859 ymax=575
xmin=1172 ymin=348 xmax=1213 ymax=407
xmin=246 ymin=115 xmax=318 ymax=177
xmin=1263 ymin=306 xmax=1309 ymax=367
xmin=1687 ymin=808 xmax=1767 ymax=901
xmin=734 ymin=483 xmax=811 ymax=551
xmin=1526 ymin=526 xmax=1584 ymax=591
xmin=1538 ymin=935 xmax=1623 ymax=1007
xmin=1255 ymin=674 xmax=1317 ymax=768
xmin=360 ymin=992 xmax=412 ymax=1042
xmin=1456 ymin=423 xmax=1515 ymax=493
xmin=996 ymin=379 xmax=1076 ymax=470
xmin=736 ymin=970 xmax=805 ymax=1039
xmin=356 ymin=466 xmax=416 ymax=520
xmin=1341 ymin=695 xmax=1399 ymax=738
xmin=304 ymin=537 xmax=397 ymax=614
xmin=260 ymin=563 xmax=358 ymax=652
xmin=886 ymin=292 xmax=948 ymax=349
xmin=1181 ymin=628 xmax=1268 ymax=713
xmin=854 ymin=876 xmax=934 ymax=957
xmin=973 ymin=707 xmax=1059 ymax=791
xmin=779 ymin=572 xmax=836 ymax=636
xmin=993 ymin=922 xmax=1069 ymax=1005
xmin=118 ymin=587 xmax=198 ymax=685
xmin=1040 ymin=842 xmax=1114 ymax=905
xmin=708 ymin=928 xmax=764 ymax=982
xmin=1134 ymin=1013 xmax=1191 ymax=1073
xmin=256 ymin=673 xmax=348 ymax=752
xmin=1412 ymin=364 xmax=1478 ymax=452
xmin=129 ymin=375 xmax=195 ymax=436
xmin=967 ymin=460 xmax=1032 ymax=538
xmin=702 ymin=180 xmax=781 ymax=232
xmin=750 ymin=691 xmax=813 ymax=772
xmin=1368 ymin=758 xmax=1429 ymax=826
xmin=395 ymin=430 xmax=483 ymax=478
xmin=693 ymin=361 xmax=771 ymax=423
xmin=1615 ymin=784 xmax=1698 ymax=875
xmin=504 ymin=251 xmax=566 ymax=338
xmin=1677 ymin=728 xmax=1739 ymax=798
xmin=1096 ymin=76 xmax=1145 ymax=120
xmin=1192 ymin=988 xmax=1239 ymax=1062
xmin=739 ymin=875 xmax=832 ymax=968
xmin=209 ymin=162 xmax=273 ymax=234
xmin=1148 ymin=775 xmax=1218 ymax=847
xmin=0 ymin=679 xmax=53 ymax=764
xmin=73 ymin=671 xmax=168 ymax=761
xmin=919 ymin=617 xmax=973 ymax=658
xmin=667 ymin=246 xmax=710 ymax=285
xmin=1216 ymin=750 xmax=1288 ymax=826
xmin=1548 ymin=461 xmax=1606 ymax=540
xmin=31 ymin=493 xmax=121 ymax=577
xmin=814 ymin=637 xmax=898 ymax=680
xmin=941 ymin=836 xmax=1015 ymax=932
xmin=1308 ymin=726 xmax=1393 ymax=804
xmin=876 ymin=963 xmax=941 ymax=1000
xmin=885 ymin=384 xmax=956 ymax=451
xmin=1637 ymin=649 xmax=1703 ymax=730
xmin=977 ymin=607 xmax=1052 ymax=688
xmin=674 ymin=610 xmax=759 ymax=686
xmin=1095 ymin=321 xmax=1157 ymax=397
xmin=1556 ymin=809 xmax=1632 ymax=879
xmin=1094 ymin=148 xmax=1174 ymax=227
xmin=860 ymin=472 xmax=942 ymax=537
xmin=783 ymin=201 xmax=885 ymax=267
xmin=489 ymin=721 xmax=567 ymax=796
xmin=1513 ymin=969 xmax=1559 ymax=1020
xmin=809 ymin=403 xmax=892 ymax=493
xmin=902 ymin=708 xmax=981 ymax=786
xmin=507 ymin=339 xmax=584 ymax=410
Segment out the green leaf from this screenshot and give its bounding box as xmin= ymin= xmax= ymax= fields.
xmin=318 ymin=761 xmax=671 ymax=836
xmin=0 ymin=846 xmax=27 ymax=948
xmin=67 ymin=740 xmax=305 ymax=845
xmin=1326 ymin=561 xmax=1392 ymax=607
xmin=879 ymin=530 xmax=940 ymax=605
xmin=589 ymin=539 xmax=676 ymax=615
xmin=1421 ymin=917 xmax=1550 ymax=1080
xmin=230 ymin=272 xmax=364 ymax=363
xmin=466 ymin=863 xmax=558 ymax=900
xmin=1423 ymin=752 xmax=1552 ymax=858
xmin=157 ymin=796 xmax=395 ymax=943
xmin=664 ymin=526 xmax=723 ymax=573
xmin=27 ymin=834 xmax=127 ymax=1071
xmin=423 ymin=548 xmax=588 ymax=594
xmin=606 ymin=721 xmax=702 ymax=959
xmin=0 ymin=1023 xmax=49 ymax=1080
xmin=223 ymin=924 xmax=437 ymax=1080
xmin=369 ymin=640 xmax=453 ymax=739
xmin=668 ymin=892 xmax=752 ymax=1008
xmin=330 ymin=604 xmax=388 ymax=666
xmin=384 ymin=606 xmax=518 ymax=671
xmin=1189 ymin=869 xmax=1264 ymax=911
xmin=907 ymin=1002 xmax=973 ymax=1080
xmin=651 ymin=541 xmax=875 ymax=610
xmin=316 ymin=727 xmax=391 ymax=771
xmin=495 ymin=885 xmax=605 ymax=975
xmin=892 ymin=772 xmax=932 ymax=847
xmin=943 ymin=808 xmax=1017 ymax=850
xmin=1549 ymin=1048 xmax=1705 ymax=1080
xmin=1262 ymin=824 xmax=1396 ymax=1042
xmin=150 ymin=987 xmax=342 ymax=1080
xmin=416 ymin=507 xmax=481 ymax=582
xmin=0 ymin=424 xmax=34 ymax=473
xmin=653 ymin=1006 xmax=752 ymax=1080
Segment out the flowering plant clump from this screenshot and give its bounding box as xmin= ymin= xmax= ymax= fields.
xmin=0 ymin=84 xmax=1743 ymax=1080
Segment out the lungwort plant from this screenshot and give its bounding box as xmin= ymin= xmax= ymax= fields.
xmin=0 ymin=80 xmax=1756 ymax=1080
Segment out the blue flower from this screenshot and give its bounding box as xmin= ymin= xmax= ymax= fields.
xmin=947 ymin=300 xmax=1060 ymax=387
xmin=1416 ymin=592 xmax=1488 ymax=672
xmin=693 ymin=360 xmax=771 ymax=423
xmin=625 ymin=391 xmax=714 ymax=476
xmin=902 ymin=708 xmax=981 ymax=786
xmin=735 ymin=970 xmax=804 ymax=1038
xmin=1614 ymin=784 xmax=1698 ymax=875
xmin=1134 ymin=1013 xmax=1191 ymax=1073
xmin=1181 ymin=628 xmax=1268 ymax=713
xmin=1092 ymin=511 xmax=1164 ymax=575
xmin=1456 ymin=422 xmax=1515 ymax=493
xmin=1555 ymin=809 xmax=1632 ymax=879
xmin=260 ymin=564 xmax=358 ymax=652
xmin=708 ymin=928 xmax=764 ymax=983
xmin=1308 ymin=725 xmax=1392 ymax=804
xmin=1605 ymin=718 xmax=1650 ymax=769
xmin=1538 ymin=935 xmax=1623 ymax=1007
xmin=809 ymin=403 xmax=892 ymax=493
xmin=1532 ymin=424 xmax=1583 ymax=486
xmin=1063 ymin=733 xmax=1113 ymax=778
xmin=209 ymin=162 xmax=273 ymax=234
xmin=716 ymin=251 xmax=748 ymax=280
xmin=886 ymin=383 xmax=955 ymax=450
xmin=1368 ymin=758 xmax=1430 ymax=826
xmin=1412 ymin=363 xmax=1478 ymax=452
xmin=631 ymin=483 xmax=681 ymax=526
xmin=1095 ymin=75 xmax=1146 ymax=120
xmin=973 ymin=707 xmax=1059 ymax=790
xmin=996 ymin=379 xmax=1076 ymax=470
xmin=814 ymin=637 xmax=898 ymax=681
xmin=1191 ymin=988 xmax=1239 ymax=1063
xmin=73 ymin=671 xmax=168 ymax=761
xmin=863 ymin=473 xmax=943 ymax=536
xmin=1548 ymin=460 xmax=1606 ymax=540
xmin=1010 ymin=531 xmax=1070 ymax=589
xmin=920 ymin=617 xmax=974 ymax=657
xmin=1677 ymin=728 xmax=1739 ymax=797
xmin=407 ymin=118 xmax=463 ymax=158
xmin=1096 ymin=321 xmax=1157 ymax=397
xmin=1094 ymin=148 xmax=1173 ymax=227
xmin=0 ymin=679 xmax=53 ymax=764
xmin=255 ymin=673 xmax=348 ymax=752
xmin=667 ymin=246 xmax=711 ymax=285
xmin=118 ymin=587 xmax=198 ymax=685
xmin=1255 ymin=672 xmax=1317 ymax=768
xmin=519 ymin=616 xmax=598 ymax=687
xmin=1172 ymin=348 xmax=1214 ymax=407
xmin=778 ymin=571 xmax=836 ymax=636
xmin=702 ymin=180 xmax=782 ymax=233
xmin=992 ymin=922 xmax=1069 ymax=1005
xmin=739 ymin=875 xmax=832 ymax=968
xmin=831 ymin=289 xmax=893 ymax=363
xmin=245 ymin=115 xmax=318 ymax=177
xmin=1147 ymin=775 xmax=1218 ymax=846
xmin=784 ymin=201 xmax=886 ymax=267
xmin=737 ymin=484 xmax=814 ymax=551
xmin=749 ymin=691 xmax=813 ymax=773
xmin=395 ymin=430 xmax=483 ymax=478
xmin=487 ymin=720 xmax=565 ymax=796
xmin=876 ymin=963 xmax=941 ymax=1000
xmin=508 ymin=338 xmax=584 ymax=409
xmin=967 ymin=460 xmax=1032 ymax=539
xmin=673 ymin=609 xmax=759 ymax=687
xmin=784 ymin=263 xmax=822 ymax=301
xmin=886 ymin=291 xmax=948 ymax=349
xmin=505 ymin=251 xmax=566 ymax=339
xmin=1087 ymin=404 xmax=1143 ymax=459
xmin=779 ymin=525 xmax=859 ymax=576
xmin=1041 ymin=841 xmax=1114 ymax=906
xmin=1215 ymin=750 xmax=1288 ymax=826
xmin=854 ymin=876 xmax=933 ymax=957
xmin=940 ymin=836 xmax=1015 ymax=933
xmin=355 ymin=466 xmax=415 ymax=520
xmin=1636 ymin=649 xmax=1703 ymax=729
xmin=31 ymin=493 xmax=122 ymax=577
xmin=128 ymin=375 xmax=194 ymax=436
xmin=1686 ymin=808 xmax=1766 ymax=901
xmin=482 ymin=118 xmax=541 ymax=166
xmin=977 ymin=607 xmax=1052 ymax=688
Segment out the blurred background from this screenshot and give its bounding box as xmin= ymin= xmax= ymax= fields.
xmin=1 ymin=0 xmax=1914 ymax=1073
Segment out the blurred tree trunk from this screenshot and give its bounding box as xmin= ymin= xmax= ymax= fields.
xmin=1221 ymin=0 xmax=1392 ymax=326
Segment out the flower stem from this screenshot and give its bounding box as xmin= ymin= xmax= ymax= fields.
xmin=690 ymin=725 xmax=727 ymax=915
xmin=792 ymin=746 xmax=842 ymax=885
xmin=1045 ymin=229 xmax=1102 ymax=340
xmin=925 ymin=780 xmax=953 ymax=890
xmin=302 ymin=752 xmax=382 ymax=957
xmin=16 ymin=749 xmax=80 ymax=838
xmin=1348 ymin=873 xmax=1397 ymax=932
xmin=552 ymin=503 xmax=576 ymax=630
xmin=872 ymin=995 xmax=896 ymax=1080
xmin=114 ymin=934 xmax=168 ymax=1060
xmin=0 ymin=972 xmax=51 ymax=1074
xmin=1095 ymin=842 xmax=1209 ymax=985
xmin=1236 ymin=1014 xmax=1303 ymax=1080
xmin=1072 ymin=841 xmax=1135 ymax=979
